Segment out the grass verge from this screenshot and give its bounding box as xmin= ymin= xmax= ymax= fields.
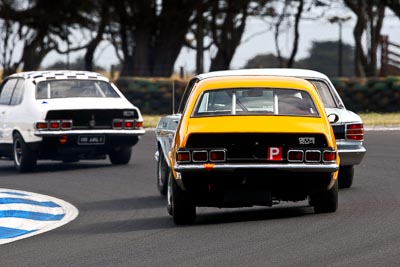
xmin=359 ymin=113 xmax=400 ymax=127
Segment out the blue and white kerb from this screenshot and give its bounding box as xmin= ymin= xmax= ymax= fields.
xmin=0 ymin=189 xmax=79 ymax=245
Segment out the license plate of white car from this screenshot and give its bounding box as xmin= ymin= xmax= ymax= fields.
xmin=78 ymin=135 xmax=105 ymax=145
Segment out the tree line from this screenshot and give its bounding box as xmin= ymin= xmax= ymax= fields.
xmin=0 ymin=0 xmax=399 ymax=79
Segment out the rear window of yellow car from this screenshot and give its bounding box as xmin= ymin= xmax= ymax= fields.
xmin=193 ymin=88 xmax=319 ymax=117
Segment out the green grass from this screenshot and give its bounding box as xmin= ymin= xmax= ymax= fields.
xmin=143 ymin=113 xmax=400 ymax=129
xmin=143 ymin=115 xmax=163 ymax=128
xmin=359 ymin=112 xmax=400 ymax=127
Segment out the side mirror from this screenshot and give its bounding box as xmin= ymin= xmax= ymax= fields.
xmin=328 ymin=113 xmax=339 ymax=124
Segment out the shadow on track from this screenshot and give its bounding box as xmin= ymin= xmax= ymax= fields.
xmin=195 ymin=205 xmax=313 ymax=225
xmin=80 ymin=195 xmax=165 ymax=211
xmin=59 ymin=202 xmax=313 ymax=235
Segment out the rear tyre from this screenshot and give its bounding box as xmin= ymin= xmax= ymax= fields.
xmin=168 ymin=173 xmax=196 ymax=225
xmin=109 ymin=146 xmax=132 ymax=165
xmin=338 ymin=166 xmax=354 ymax=189
xmin=13 ymin=133 xmax=37 ymax=173
xmin=309 ymin=180 xmax=338 ymax=214
xmin=157 ymin=147 xmax=169 ymax=195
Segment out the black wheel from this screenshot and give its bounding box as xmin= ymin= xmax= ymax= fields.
xmin=167 ymin=172 xmax=196 ymax=225
xmin=309 ymin=179 xmax=338 ymax=214
xmin=338 ymin=166 xmax=354 ymax=189
xmin=13 ymin=132 xmax=37 ymax=173
xmin=109 ymin=146 xmax=132 ymax=165
xmin=157 ymin=147 xmax=169 ymax=195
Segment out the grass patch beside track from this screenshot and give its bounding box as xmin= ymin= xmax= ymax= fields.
xmin=359 ymin=113 xmax=400 ymax=127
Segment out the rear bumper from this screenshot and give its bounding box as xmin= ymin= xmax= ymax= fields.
xmin=174 ymin=163 xmax=338 ymax=173
xmin=28 ymin=132 xmax=143 ymax=160
xmin=337 ymin=143 xmax=366 ymax=166
xmin=34 ymin=129 xmax=146 ymax=137
xmin=174 ymin=164 xmax=337 ymax=207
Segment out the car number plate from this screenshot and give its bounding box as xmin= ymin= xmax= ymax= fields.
xmin=78 ymin=135 xmax=105 ymax=145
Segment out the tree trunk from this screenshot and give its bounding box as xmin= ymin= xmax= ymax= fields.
xmin=209 ymin=0 xmax=250 ymax=71
xmin=287 ymin=0 xmax=303 ymax=68
xmin=84 ymin=3 xmax=109 ymax=71
xmin=116 ymin=0 xmax=197 ymax=77
xmin=21 ymin=31 xmax=53 ymax=71
xmin=345 ymin=0 xmax=385 ymax=77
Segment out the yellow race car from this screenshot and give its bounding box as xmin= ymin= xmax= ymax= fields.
xmin=158 ymin=75 xmax=339 ymax=225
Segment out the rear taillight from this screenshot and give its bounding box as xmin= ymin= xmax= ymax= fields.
xmin=135 ymin=121 xmax=143 ymax=129
xmin=49 ymin=121 xmax=60 ymax=130
xmin=346 ymin=123 xmax=364 ymax=141
xmin=210 ymin=150 xmax=226 ymax=162
xmin=176 ymin=149 xmax=226 ymax=163
xmin=288 ymin=149 xmax=336 ymax=163
xmin=192 ymin=151 xmax=208 ymax=162
xmin=35 ymin=122 xmax=48 ymax=130
xmin=323 ymin=151 xmax=337 ymax=162
xmin=36 ymin=120 xmax=73 ymax=130
xmin=61 ymin=120 xmax=72 ymax=130
xmin=112 ymin=119 xmax=123 ymax=129
xmin=287 ymin=150 xmax=303 ymax=162
xmin=305 ymin=150 xmax=321 ymax=162
xmin=124 ymin=120 xmax=134 ymax=129
xmin=177 ymin=151 xmax=191 ymax=163
xmin=113 ymin=119 xmax=142 ymax=130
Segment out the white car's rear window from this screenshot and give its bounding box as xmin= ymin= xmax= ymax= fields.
xmin=36 ymin=80 xmax=120 ymax=99
xmin=193 ymin=88 xmax=319 ymax=117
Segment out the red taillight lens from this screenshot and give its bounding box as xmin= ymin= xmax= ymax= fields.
xmin=135 ymin=121 xmax=143 ymax=129
xmin=124 ymin=120 xmax=134 ymax=129
xmin=210 ymin=150 xmax=226 ymax=162
xmin=61 ymin=120 xmax=72 ymax=129
xmin=287 ymin=150 xmax=303 ymax=162
xmin=113 ymin=119 xmax=123 ymax=129
xmin=49 ymin=121 xmax=60 ymax=129
xmin=305 ymin=150 xmax=321 ymax=162
xmin=346 ymin=123 xmax=364 ymax=141
xmin=177 ymin=151 xmax=190 ymax=163
xmin=35 ymin=122 xmax=48 ymax=130
xmin=323 ymin=151 xmax=336 ymax=162
xmin=192 ymin=151 xmax=208 ymax=162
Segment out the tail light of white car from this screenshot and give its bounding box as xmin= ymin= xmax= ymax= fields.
xmin=346 ymin=123 xmax=364 ymax=141
xmin=112 ymin=119 xmax=143 ymax=130
xmin=35 ymin=120 xmax=73 ymax=130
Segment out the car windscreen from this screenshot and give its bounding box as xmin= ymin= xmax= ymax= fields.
xmin=193 ymin=88 xmax=319 ymax=117
xmin=36 ymin=80 xmax=120 ymax=99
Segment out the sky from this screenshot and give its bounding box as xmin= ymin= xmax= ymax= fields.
xmin=41 ymin=7 xmax=400 ymax=76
